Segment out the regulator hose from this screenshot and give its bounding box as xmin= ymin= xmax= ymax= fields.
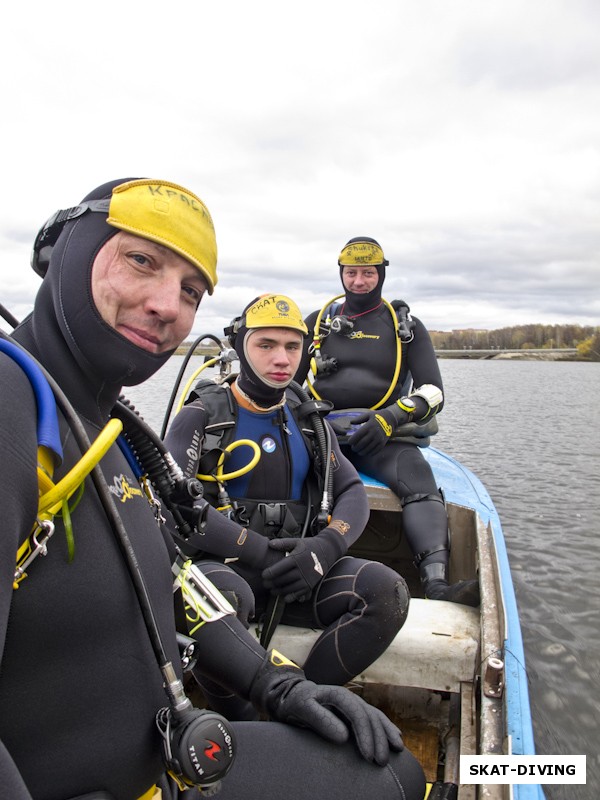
xmin=307 ymin=296 xmax=402 ymax=410
xmin=0 ymin=302 xmax=19 ymax=329
xmin=115 ymin=396 xmax=204 ymax=540
xmin=289 ymin=380 xmax=334 ymax=521
xmin=160 ymin=333 xmax=223 ymax=439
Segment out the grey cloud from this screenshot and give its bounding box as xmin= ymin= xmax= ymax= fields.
xmin=453 ymin=12 xmax=600 ymax=91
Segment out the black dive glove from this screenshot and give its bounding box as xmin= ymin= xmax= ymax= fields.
xmin=249 ymin=650 xmax=404 ymax=766
xmin=348 ymin=403 xmax=411 ymax=456
xmin=239 ymin=528 xmax=288 ymax=570
xmin=261 ymin=529 xmax=346 ymax=602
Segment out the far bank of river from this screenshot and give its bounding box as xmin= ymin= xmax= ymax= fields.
xmin=175 ymin=343 xmax=585 ymax=361
xmin=437 ymin=350 xmax=579 ymax=361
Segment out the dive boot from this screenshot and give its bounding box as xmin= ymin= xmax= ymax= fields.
xmin=420 ymin=562 xmax=480 ymax=608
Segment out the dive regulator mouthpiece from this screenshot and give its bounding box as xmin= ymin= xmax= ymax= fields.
xmin=329 ymin=315 xmax=354 ymax=336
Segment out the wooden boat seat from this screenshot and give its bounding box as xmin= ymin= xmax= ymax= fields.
xmin=253 ymin=598 xmax=480 ymax=694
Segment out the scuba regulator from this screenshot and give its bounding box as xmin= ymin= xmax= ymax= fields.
xmin=114 ymin=397 xmax=239 ymax=794
xmin=329 ymin=314 xmax=354 ymax=337
xmin=311 ymin=311 xmax=355 ymax=376
xmin=156 ymin=699 xmax=235 ymax=794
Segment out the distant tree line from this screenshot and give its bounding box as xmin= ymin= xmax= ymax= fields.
xmin=178 ymin=324 xmax=600 ymax=361
xmin=429 ymin=324 xmax=600 ymax=360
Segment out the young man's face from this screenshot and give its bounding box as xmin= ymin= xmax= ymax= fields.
xmin=245 ymin=327 xmax=303 ymax=387
xmin=341 ymin=265 xmax=379 ymax=294
xmin=91 ymin=231 xmax=208 ymax=354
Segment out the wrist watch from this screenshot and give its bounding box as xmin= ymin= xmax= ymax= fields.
xmin=396 ymin=397 xmax=417 ymax=422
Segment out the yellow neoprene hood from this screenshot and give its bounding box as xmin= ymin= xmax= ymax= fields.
xmin=338 ymin=239 xmax=386 ymax=267
xmin=244 ymin=294 xmax=308 ymax=335
xmin=107 ymin=179 xmax=218 ymax=294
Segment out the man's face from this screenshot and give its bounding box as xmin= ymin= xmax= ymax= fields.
xmin=91 ymin=231 xmax=208 ymax=354
xmin=341 ymin=265 xmax=379 ymax=294
xmin=245 ymin=327 xmax=303 ymax=386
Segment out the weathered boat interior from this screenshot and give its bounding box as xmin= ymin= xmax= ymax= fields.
xmin=257 ymin=486 xmax=510 ymax=799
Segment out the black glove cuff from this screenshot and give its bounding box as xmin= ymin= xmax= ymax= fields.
xmin=385 ymin=402 xmax=410 ymax=428
xmin=318 ymin=526 xmax=349 ymax=564
xmin=248 ymin=650 xmax=306 ymax=716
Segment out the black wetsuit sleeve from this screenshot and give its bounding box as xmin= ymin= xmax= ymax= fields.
xmin=164 ymin=400 xmax=210 ymax=480
xmin=403 ymin=316 xmax=445 ymax=416
xmin=164 ymin=400 xmax=270 ymax=566
xmin=325 ymin=427 xmax=369 ymax=549
xmin=182 ymin=504 xmax=271 ymax=566
xmin=190 ymin=607 xmax=266 ymax=697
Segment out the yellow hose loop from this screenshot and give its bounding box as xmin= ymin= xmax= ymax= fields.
xmin=197 ymin=438 xmax=261 ymax=483
xmin=37 ymin=419 xmax=123 ymax=516
xmin=307 ymin=295 xmax=402 ymax=410
xmin=175 ymin=357 xmax=220 ymax=414
xmin=370 ymin=298 xmax=402 ymax=410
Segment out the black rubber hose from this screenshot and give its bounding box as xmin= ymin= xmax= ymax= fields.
xmin=0 ymin=331 xmax=171 ymax=670
xmin=160 ymin=333 xmax=224 ymax=439
xmin=289 ymin=381 xmax=334 ymax=515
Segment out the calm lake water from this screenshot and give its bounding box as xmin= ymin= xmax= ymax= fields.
xmin=126 ymin=357 xmax=600 ymax=799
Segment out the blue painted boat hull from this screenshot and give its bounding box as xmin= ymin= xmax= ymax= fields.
xmin=361 ymin=447 xmax=546 ymax=799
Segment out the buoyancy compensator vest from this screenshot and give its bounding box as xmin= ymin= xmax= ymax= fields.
xmin=308 ymin=298 xmax=439 ymax=445
xmin=185 ymin=377 xmax=333 ymax=539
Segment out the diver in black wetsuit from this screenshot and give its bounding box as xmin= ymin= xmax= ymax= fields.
xmin=164 ymin=294 xmax=410 ymax=714
xmin=295 ymin=236 xmax=480 ymax=607
xmin=0 ymin=187 xmax=425 ymax=800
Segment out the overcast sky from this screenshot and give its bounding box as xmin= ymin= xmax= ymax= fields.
xmin=1 ymin=0 xmax=599 ymax=337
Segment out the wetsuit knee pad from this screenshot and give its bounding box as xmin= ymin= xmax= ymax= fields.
xmin=353 ymin=444 xmax=438 ymax=497
xmin=351 ymin=560 xmax=410 ymax=626
xmin=393 ymin=452 xmax=439 ymax=494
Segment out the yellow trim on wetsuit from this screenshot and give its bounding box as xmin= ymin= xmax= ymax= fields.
xmin=137 ymin=784 xmax=160 ymax=800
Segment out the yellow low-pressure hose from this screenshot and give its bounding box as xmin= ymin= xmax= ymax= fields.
xmin=37 ymin=419 xmax=123 ymax=516
xmin=16 ymin=419 xmax=124 ymax=588
xmin=197 ymin=438 xmax=261 ymax=483
xmin=307 ymin=295 xmax=402 ymax=410
xmin=36 ymin=444 xmax=56 ymax=496
xmin=370 ymin=298 xmax=402 ymax=409
xmin=175 ymin=357 xmax=220 ymax=414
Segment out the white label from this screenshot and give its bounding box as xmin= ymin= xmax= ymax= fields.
xmin=459 ymin=755 xmax=586 ymax=784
